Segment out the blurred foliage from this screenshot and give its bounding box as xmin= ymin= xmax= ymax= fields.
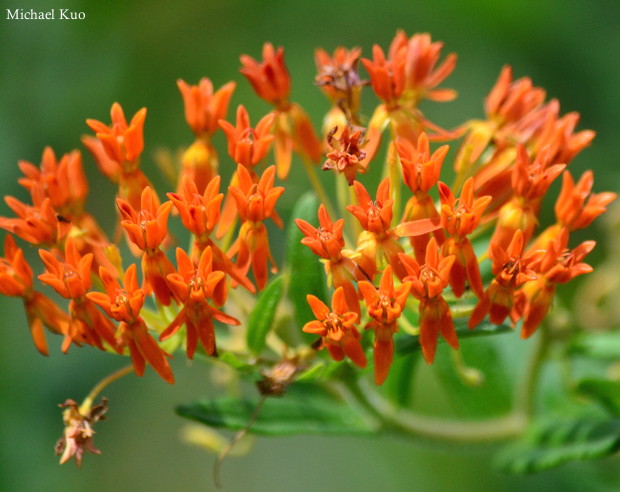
xmin=1 ymin=0 xmax=619 ymax=491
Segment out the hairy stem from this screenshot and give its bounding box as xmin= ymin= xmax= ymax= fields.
xmin=214 ymin=395 xmax=266 ymax=488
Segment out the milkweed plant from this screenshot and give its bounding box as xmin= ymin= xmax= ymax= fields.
xmin=1 ymin=30 xmax=618 ymax=480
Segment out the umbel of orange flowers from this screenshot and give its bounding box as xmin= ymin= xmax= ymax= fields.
xmin=0 ymin=30 xmax=616 ymax=465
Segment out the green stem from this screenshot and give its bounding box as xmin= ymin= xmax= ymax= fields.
xmin=214 ymin=395 xmax=266 ymax=488
xmin=302 ymin=158 xmax=336 ymax=221
xmin=386 ymin=141 xmax=402 ymax=223
xmin=450 ymin=348 xmax=483 ymax=387
xmin=336 ymin=173 xmax=357 ymax=245
xmin=353 ymin=378 xmax=527 ymax=442
xmin=348 ymin=179 xmax=361 ymax=239
xmin=450 ymin=304 xmax=475 ymax=319
xmin=399 ymin=315 xmax=419 ymax=336
xmin=79 ymin=365 xmax=134 ymax=415
xmin=515 ymin=328 xmax=549 ymax=418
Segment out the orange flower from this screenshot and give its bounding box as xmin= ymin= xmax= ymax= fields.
xmin=346 ymin=178 xmax=400 ymax=279
xmin=86 ymin=103 xmax=153 ymax=210
xmin=86 ymin=102 xmax=146 ymax=167
xmin=532 ymin=109 xmax=595 ymax=165
xmin=167 ymin=176 xmax=254 ymax=295
xmin=87 ymin=264 xmax=174 ymax=383
xmin=471 ymin=99 xmax=594 ymax=216
xmin=349 ymin=177 xmax=441 ymax=280
xmin=177 ymin=78 xmax=236 ymax=137
xmin=399 ymin=238 xmax=458 ymax=364
xmin=484 ymin=65 xmax=548 ymax=145
xmin=241 ymin=43 xmax=322 ymax=179
xmin=530 ymin=170 xmax=617 ymax=251
xmin=117 ymin=187 xmax=171 ymax=253
xmin=117 ymin=187 xmax=176 ymax=305
xmin=397 ymin=133 xmax=447 ymax=260
xmin=322 ymin=125 xmax=368 ymax=185
xmin=0 ymin=183 xmax=71 ymax=247
xmin=15 ymin=146 xmax=113 ymax=273
xmin=0 ymin=235 xmax=68 ymax=355
xmin=0 ymin=235 xmax=33 ymax=298
xmin=346 ymin=178 xmax=407 ymax=281
xmin=168 ymin=176 xmax=223 ymax=246
xmin=38 ymin=237 xmax=118 ymax=353
xmin=469 ymin=230 xmax=539 ymax=329
xmin=228 ymin=165 xmax=284 ymax=226
xmin=295 ymin=204 xmax=364 ymax=314
xmin=217 ymin=105 xmax=275 ymax=232
xmin=398 ymin=133 xmax=447 ymax=195
xmin=362 ymin=32 xmax=407 ymax=106
xmin=488 ymin=145 xmax=565 ymax=256
xmin=228 ymin=165 xmax=284 ymax=290
xmin=176 ymin=78 xmax=236 ymax=195
xmin=240 ymin=43 xmax=291 ymax=109
xmin=161 ymin=247 xmax=239 ymax=358
xmin=18 ymin=147 xmax=88 ymax=217
xmin=362 ymin=31 xmax=459 ymax=165
xmin=462 ymin=67 xmax=555 ymax=203
xmin=403 ymin=33 xmax=457 ymax=104
xmin=438 ymin=177 xmax=491 ymax=298
xmin=520 ymin=230 xmax=595 ymax=338
xmin=358 ymin=266 xmax=411 ymax=385
xmin=303 ymin=287 xmax=366 ymax=368
xmin=82 ymin=135 xmax=121 ymax=183
xmin=554 ymin=170 xmax=617 ymax=231
xmin=219 ymin=105 xmax=275 ymax=169
xmin=296 ymin=204 xmax=346 ymax=261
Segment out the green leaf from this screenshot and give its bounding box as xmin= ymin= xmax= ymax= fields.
xmin=433 ymin=334 xmax=514 ymax=418
xmin=246 ymin=276 xmax=284 ymax=355
xmin=176 ymin=383 xmax=378 ymax=436
xmin=577 ymin=379 xmax=620 ymax=415
xmin=570 ymin=333 xmax=620 ymax=360
xmin=496 ymin=416 xmax=620 ymax=474
xmin=381 ymin=351 xmax=420 ymax=407
xmin=285 ymin=191 xmax=328 ymax=331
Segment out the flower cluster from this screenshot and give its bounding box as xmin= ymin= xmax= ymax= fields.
xmin=0 ymin=30 xmax=615 ymax=465
xmin=296 ymin=32 xmax=615 ymax=384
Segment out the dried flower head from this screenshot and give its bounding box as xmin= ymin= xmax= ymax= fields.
xmin=323 ymin=125 xmax=368 ymax=185
xmin=55 ymin=398 xmax=108 ymax=467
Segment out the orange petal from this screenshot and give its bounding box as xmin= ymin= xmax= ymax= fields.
xmin=373 ymin=332 xmax=394 ymax=385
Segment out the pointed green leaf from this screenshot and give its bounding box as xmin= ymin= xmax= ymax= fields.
xmin=496 ymin=417 xmax=620 ymax=474
xmin=176 ymin=383 xmax=378 ymax=436
xmin=285 ymin=191 xmax=328 ymax=331
xmin=246 ymin=276 xmax=284 ymax=355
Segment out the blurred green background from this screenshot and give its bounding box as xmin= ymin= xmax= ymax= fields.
xmin=1 ymin=0 xmax=619 ymax=491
